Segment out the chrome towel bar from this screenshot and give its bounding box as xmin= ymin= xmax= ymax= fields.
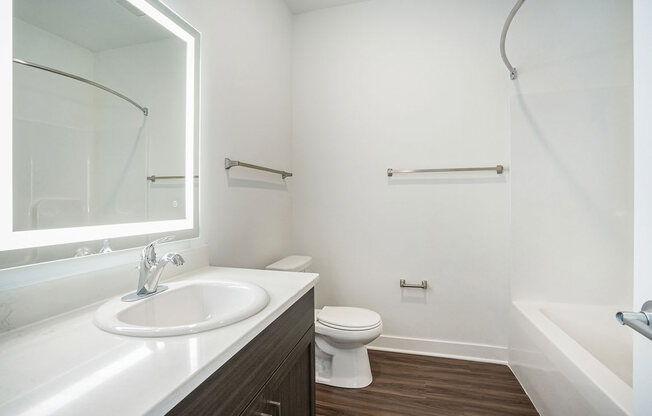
xmin=387 ymin=165 xmax=504 ymax=177
xmin=400 ymin=280 xmax=428 ymax=289
xmin=225 ymin=158 xmax=293 ymax=179
xmin=147 ymin=175 xmax=199 ymax=182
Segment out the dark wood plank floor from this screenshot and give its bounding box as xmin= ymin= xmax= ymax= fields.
xmin=316 ymin=350 xmax=538 ymax=416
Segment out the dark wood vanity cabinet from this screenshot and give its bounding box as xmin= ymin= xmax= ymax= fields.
xmin=167 ymin=290 xmax=315 ymax=416
xmin=242 ymin=329 xmax=314 ymax=416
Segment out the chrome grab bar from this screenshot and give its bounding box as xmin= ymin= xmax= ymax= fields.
xmin=500 ymin=0 xmax=526 ymax=80
xmin=616 ymin=301 xmax=652 ymax=341
xmin=387 ymin=165 xmax=504 ymax=177
xmin=225 ymin=158 xmax=293 ymax=179
xmin=400 ymin=279 xmax=428 ymax=289
xmin=13 ymin=58 xmax=149 ymax=116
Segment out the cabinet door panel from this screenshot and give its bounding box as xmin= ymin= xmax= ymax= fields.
xmin=265 ymin=326 xmax=315 ymax=416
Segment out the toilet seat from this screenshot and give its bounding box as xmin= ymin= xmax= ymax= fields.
xmin=315 ymin=319 xmax=383 ymax=344
xmin=316 ymin=306 xmax=381 ymax=331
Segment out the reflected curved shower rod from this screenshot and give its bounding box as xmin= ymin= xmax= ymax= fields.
xmin=13 ymin=58 xmax=149 ymax=116
xmin=500 ymin=0 xmax=526 ymax=80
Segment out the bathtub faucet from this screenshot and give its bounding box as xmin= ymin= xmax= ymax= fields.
xmin=616 ymin=301 xmax=652 ymax=341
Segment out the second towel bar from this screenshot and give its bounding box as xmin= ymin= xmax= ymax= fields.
xmin=388 ymin=165 xmax=504 ymax=177
xmin=225 ymin=158 xmax=293 ymax=179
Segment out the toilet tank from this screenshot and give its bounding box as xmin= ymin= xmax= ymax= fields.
xmin=266 ymin=256 xmax=312 ymax=272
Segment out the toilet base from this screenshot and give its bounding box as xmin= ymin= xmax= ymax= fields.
xmin=315 ymin=338 xmax=373 ymax=388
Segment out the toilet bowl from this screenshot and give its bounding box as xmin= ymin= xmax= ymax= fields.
xmin=314 ymin=307 xmax=382 ymax=388
xmin=266 ymin=256 xmax=383 ymax=388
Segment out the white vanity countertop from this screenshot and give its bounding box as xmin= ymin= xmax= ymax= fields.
xmin=0 ymin=267 xmax=319 ymax=416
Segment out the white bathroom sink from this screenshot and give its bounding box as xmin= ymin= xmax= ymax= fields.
xmin=94 ymin=279 xmax=269 ymax=337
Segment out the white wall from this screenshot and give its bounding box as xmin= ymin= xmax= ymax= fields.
xmin=162 ymin=0 xmax=294 ymax=269
xmin=292 ymin=0 xmax=513 ymax=359
xmin=509 ymin=0 xmax=633 ymax=307
xmin=633 ymin=0 xmax=652 ymax=414
xmin=285 ymin=0 xmax=368 ymax=14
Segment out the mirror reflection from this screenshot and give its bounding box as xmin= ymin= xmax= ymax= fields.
xmin=12 ymin=0 xmax=188 ymax=232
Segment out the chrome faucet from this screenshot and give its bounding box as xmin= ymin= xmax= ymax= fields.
xmin=122 ymin=236 xmax=185 ymax=302
xmin=616 ymin=301 xmax=652 ymax=341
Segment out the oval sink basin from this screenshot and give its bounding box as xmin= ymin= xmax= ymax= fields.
xmin=94 ymin=279 xmax=269 ymax=337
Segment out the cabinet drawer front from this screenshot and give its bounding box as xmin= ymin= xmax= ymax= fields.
xmin=167 ymin=289 xmax=314 ymax=416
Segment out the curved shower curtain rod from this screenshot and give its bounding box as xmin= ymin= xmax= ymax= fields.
xmin=13 ymin=58 xmax=149 ymax=116
xmin=500 ymin=0 xmax=525 ymax=80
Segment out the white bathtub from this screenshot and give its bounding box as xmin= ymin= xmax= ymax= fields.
xmin=510 ymin=302 xmax=633 ymax=416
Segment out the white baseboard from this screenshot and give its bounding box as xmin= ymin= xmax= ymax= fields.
xmin=367 ymin=334 xmax=508 ymax=365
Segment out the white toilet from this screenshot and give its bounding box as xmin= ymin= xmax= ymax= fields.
xmin=266 ymin=256 xmax=383 ymax=389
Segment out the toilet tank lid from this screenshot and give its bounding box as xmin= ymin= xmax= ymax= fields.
xmin=266 ymin=255 xmax=312 ymax=271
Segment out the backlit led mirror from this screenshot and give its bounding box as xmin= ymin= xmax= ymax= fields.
xmin=0 ymin=0 xmax=199 ymax=268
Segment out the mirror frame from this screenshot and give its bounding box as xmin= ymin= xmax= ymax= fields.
xmin=0 ymin=0 xmax=200 ymax=251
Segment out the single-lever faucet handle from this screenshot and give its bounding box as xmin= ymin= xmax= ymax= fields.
xmin=141 ymin=235 xmax=175 ymax=264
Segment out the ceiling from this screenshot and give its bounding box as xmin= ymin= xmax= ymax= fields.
xmin=284 ymin=0 xmax=370 ymax=14
xmin=14 ymin=0 xmax=174 ymax=52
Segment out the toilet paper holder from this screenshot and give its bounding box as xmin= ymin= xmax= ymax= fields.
xmin=400 ymin=279 xmax=428 ymax=289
